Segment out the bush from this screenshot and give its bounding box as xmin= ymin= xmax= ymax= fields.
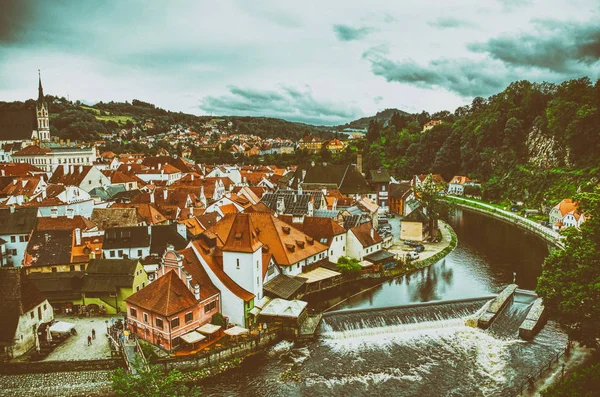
xmin=211 ymin=312 xmax=226 ymax=327
xmin=541 ymin=362 xmax=600 ymax=397
xmin=336 ymin=256 xmax=362 ymax=274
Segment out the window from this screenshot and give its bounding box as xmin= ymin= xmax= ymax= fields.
xmin=118 ymin=250 xmax=123 ymax=257
xmin=256 ymin=260 xmax=259 ymax=271
xmin=130 ymin=308 xmax=137 ymax=318
xmin=137 ymin=249 xmax=143 ymax=257
xmin=236 ymin=259 xmax=240 ymax=269
xmin=382 ymin=185 xmax=386 ymax=192
xmin=43 ymin=304 xmax=46 ymax=311
xmin=204 ymin=300 xmax=217 ymax=313
xmin=156 ymin=318 xmax=163 ymax=329
xmin=79 ymin=265 xmax=83 ymax=271
xmin=185 ymin=312 xmax=193 ymax=323
xmin=330 ymin=250 xmax=333 ymax=256
xmin=10 ymin=236 xmax=15 ymax=243
xmin=256 ymin=277 xmax=259 ymax=285
xmin=110 ymin=250 xmax=115 ymax=258
xmin=69 ymin=265 xmax=75 ymax=272
xmin=172 ymin=337 xmax=181 ymax=347
xmin=51 ymin=267 xmax=57 ymax=273
xmin=136 ymin=286 xmax=140 ymax=292
xmin=38 ymin=306 xmax=42 ymax=319
xmin=171 ymin=317 xmax=180 ymax=329
xmin=143 ymin=313 xmax=148 ymax=323
xmin=30 ymin=312 xmax=34 ymax=319
xmin=19 ymin=235 xmax=28 ymax=243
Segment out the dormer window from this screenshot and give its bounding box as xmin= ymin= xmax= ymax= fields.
xmin=236 ymin=258 xmax=240 ymax=269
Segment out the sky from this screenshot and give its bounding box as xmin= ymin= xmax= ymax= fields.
xmin=1 ymin=0 xmax=599 ymax=125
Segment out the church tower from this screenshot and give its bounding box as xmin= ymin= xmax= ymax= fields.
xmin=36 ymin=71 xmax=50 ymax=142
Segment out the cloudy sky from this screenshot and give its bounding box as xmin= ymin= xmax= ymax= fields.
xmin=1 ymin=0 xmax=599 ymax=125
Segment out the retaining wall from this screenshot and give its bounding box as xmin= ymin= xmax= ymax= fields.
xmin=0 ymin=358 xmax=123 ymax=375
xmin=519 ymin=298 xmax=547 ymax=340
xmin=477 ymin=284 xmax=518 ymax=329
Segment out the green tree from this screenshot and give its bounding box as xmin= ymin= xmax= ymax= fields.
xmin=414 ymin=175 xmax=452 ymax=231
xmin=536 ymin=188 xmax=600 ymax=347
xmin=336 ymin=256 xmax=361 ymax=275
xmin=112 ymin=363 xmax=201 ymax=397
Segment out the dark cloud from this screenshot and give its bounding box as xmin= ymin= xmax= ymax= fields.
xmin=468 ymin=20 xmax=600 ymax=73
xmin=362 ymin=47 xmax=516 ymax=97
xmin=428 ymin=17 xmax=476 ymax=29
xmin=0 ymin=0 xmax=36 ymax=44
xmin=333 ymin=24 xmax=375 ymax=41
xmin=199 ymin=85 xmax=362 ymax=125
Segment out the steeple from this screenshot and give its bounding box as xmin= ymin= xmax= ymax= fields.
xmin=37 ymin=69 xmax=44 ymax=105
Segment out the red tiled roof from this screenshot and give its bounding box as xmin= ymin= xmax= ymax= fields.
xmin=36 ymin=215 xmax=96 ymax=231
xmin=350 ymin=221 xmax=382 ymax=247
xmin=125 ymin=271 xmax=197 ymax=316
xmin=178 ymin=247 xmax=219 ymax=301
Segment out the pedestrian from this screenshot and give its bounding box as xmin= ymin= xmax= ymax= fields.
xmin=92 ymin=328 xmax=96 ymax=339
xmin=87 ymin=335 xmax=92 ymax=346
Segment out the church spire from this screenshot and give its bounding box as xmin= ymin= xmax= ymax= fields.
xmin=38 ymin=69 xmax=44 ymax=104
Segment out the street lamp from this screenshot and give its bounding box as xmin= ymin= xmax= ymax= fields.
xmin=105 ymin=320 xmax=109 ymax=334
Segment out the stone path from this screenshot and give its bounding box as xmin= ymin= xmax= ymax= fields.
xmin=0 ymin=370 xmax=112 ymax=397
xmin=42 ymin=316 xmax=114 ymax=362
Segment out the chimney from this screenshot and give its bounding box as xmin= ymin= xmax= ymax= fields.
xmin=276 ymin=196 xmax=285 ymax=215
xmin=298 ymin=184 xmax=303 ymax=196
xmin=186 ymin=273 xmax=193 ymax=289
xmin=370 ymin=228 xmax=374 ymax=240
xmin=357 ymin=153 xmax=363 ymax=175
xmin=194 ymin=284 xmax=200 ymax=301
xmin=150 ymin=191 xmax=155 ymax=203
xmin=66 ymin=139 xmax=71 ymax=146
xmin=75 ymin=228 xmax=81 ymax=246
xmin=191 ymin=174 xmax=194 ymax=181
xmin=1 ymin=169 xmax=4 ymax=176
xmin=301 ymin=169 xmax=307 ymax=182
xmin=70 ymin=164 xmax=74 ymax=174
xmin=163 ymin=189 xmax=168 ymax=201
xmin=147 ymin=225 xmax=152 ymax=237
xmin=9 ymin=205 xmax=15 ymax=214
xmin=158 ymin=163 xmax=162 ymax=170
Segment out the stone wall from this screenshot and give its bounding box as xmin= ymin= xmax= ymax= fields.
xmin=0 ymin=358 xmax=123 ymax=375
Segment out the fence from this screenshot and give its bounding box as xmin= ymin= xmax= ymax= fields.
xmin=514 ymin=345 xmax=568 ymax=396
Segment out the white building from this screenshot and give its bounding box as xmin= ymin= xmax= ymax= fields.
xmin=347 ymin=222 xmax=382 ymax=261
xmin=12 ymin=145 xmax=97 ymax=173
xmin=0 ymin=207 xmax=38 ymax=267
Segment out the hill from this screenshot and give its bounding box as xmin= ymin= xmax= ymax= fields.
xmin=361 ymin=78 xmax=600 ymax=207
xmin=0 ymin=97 xmax=331 ymax=142
xmin=337 ymin=108 xmax=410 ymax=131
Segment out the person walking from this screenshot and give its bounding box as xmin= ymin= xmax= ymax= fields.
xmin=92 ymin=328 xmax=96 ymax=339
xmin=87 ymin=335 xmax=92 ymax=346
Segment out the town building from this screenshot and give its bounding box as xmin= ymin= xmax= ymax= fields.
xmin=0 ymin=207 xmax=38 ymax=267
xmin=0 ymin=268 xmax=54 ymax=359
xmin=347 ymin=221 xmax=382 ymax=261
xmin=549 ymin=199 xmax=586 ymax=230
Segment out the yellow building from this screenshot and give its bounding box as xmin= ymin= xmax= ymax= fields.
xmin=298 ymin=135 xmax=323 ymax=152
xmin=82 ymin=258 xmax=148 ymax=314
xmin=400 ymin=207 xmax=430 ymax=242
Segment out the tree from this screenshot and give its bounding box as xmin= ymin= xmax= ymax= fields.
xmin=111 ymin=363 xmax=201 ymax=397
xmin=211 ymin=312 xmax=226 ymax=327
xmin=366 ymin=120 xmax=382 ymax=143
xmin=336 ymin=256 xmax=361 ymax=275
xmin=536 ymin=188 xmax=600 ymax=347
xmin=414 ymin=175 xmax=452 ymax=231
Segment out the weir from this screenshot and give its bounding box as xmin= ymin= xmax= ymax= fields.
xmin=320 ymin=296 xmax=495 ymax=338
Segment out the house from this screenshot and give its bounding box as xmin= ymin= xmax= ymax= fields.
xmin=411 ymin=174 xmax=446 ymax=189
xmin=400 ymin=207 xmax=430 ymax=242
xmin=12 ymin=144 xmax=97 ymax=173
xmin=28 ymin=185 xmax=95 ymax=219
xmin=422 ymin=119 xmax=443 ymax=132
xmin=27 ymin=271 xmax=85 ymax=313
xmin=549 ymin=199 xmax=586 ymax=230
xmin=281 ymin=216 xmax=347 ymax=263
xmin=23 ymin=228 xmax=103 ymax=273
xmin=0 ymin=268 xmax=54 ymax=359
xmin=347 ymin=221 xmax=382 ymax=261
xmin=49 ymin=165 xmax=111 ymax=193
xmin=260 ymin=189 xmax=326 ymax=220
xmin=125 ymin=245 xmax=220 ymax=352
xmin=0 ymin=207 xmax=38 ymax=267
xmin=0 ymin=176 xmax=47 ymax=206
xmin=102 ymin=226 xmax=151 ymax=259
xmin=325 ymin=139 xmax=346 ymax=153
xmin=81 ymin=258 xmax=148 ymax=314
xmin=447 ymin=175 xmax=478 ymax=196
xmin=290 ymin=162 xmax=372 ymax=197
xmin=368 ymin=169 xmax=392 ymax=211
xmin=298 ymin=135 xmax=323 ymax=152
xmin=389 ymin=183 xmax=413 ymax=215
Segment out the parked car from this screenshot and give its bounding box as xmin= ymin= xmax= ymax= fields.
xmin=407 ymin=251 xmax=420 ymax=260
xmin=387 ymin=213 xmax=395 ymax=218
xmin=378 ymin=218 xmax=389 ymax=225
xmin=404 ymin=240 xmax=419 ymax=247
xmin=414 ymin=244 xmax=425 ymax=253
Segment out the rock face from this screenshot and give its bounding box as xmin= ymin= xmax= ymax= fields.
xmin=526 ymin=126 xmax=572 ymax=169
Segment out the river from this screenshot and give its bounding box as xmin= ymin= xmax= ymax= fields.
xmin=199 ymin=208 xmax=566 ymax=396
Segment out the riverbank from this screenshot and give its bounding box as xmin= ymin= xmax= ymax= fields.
xmin=315 ymin=220 xmax=458 ymax=312
xmin=447 ymin=196 xmax=564 ymax=249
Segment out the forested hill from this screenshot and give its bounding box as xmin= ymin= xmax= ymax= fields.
xmin=362 ymin=78 xmax=600 ymax=206
xmin=337 ymin=108 xmax=409 ymax=131
xmin=0 ymin=98 xmax=330 ymax=141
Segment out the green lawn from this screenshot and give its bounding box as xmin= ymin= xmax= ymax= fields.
xmin=81 ymin=105 xmax=135 ymax=125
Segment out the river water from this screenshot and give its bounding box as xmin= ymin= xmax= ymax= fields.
xmin=199 ymin=209 xmax=567 ymax=396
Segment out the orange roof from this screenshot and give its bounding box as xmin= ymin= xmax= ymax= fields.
xmin=450 ymin=175 xmax=472 ymax=185
xmin=191 ymin=239 xmax=254 ymax=302
xmin=222 ymin=213 xmax=263 ymax=253
xmin=219 ymin=203 xmax=239 ymax=215
xmin=179 ymin=217 xmax=205 ymax=236
xmin=210 ymin=213 xmax=327 ymax=266
xmin=553 ymin=199 xmax=579 ymax=218
xmin=126 ymin=271 xmax=198 ymax=316
xmin=13 ymin=145 xmax=51 ymax=155
xmin=37 ymin=216 xmax=96 ymax=231
xmin=0 ymin=163 xmax=42 ymax=176
xmin=350 ymin=221 xmax=382 ymax=247
xmin=71 ymin=234 xmax=104 ymax=263
xmin=178 ymin=247 xmax=219 ymax=301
